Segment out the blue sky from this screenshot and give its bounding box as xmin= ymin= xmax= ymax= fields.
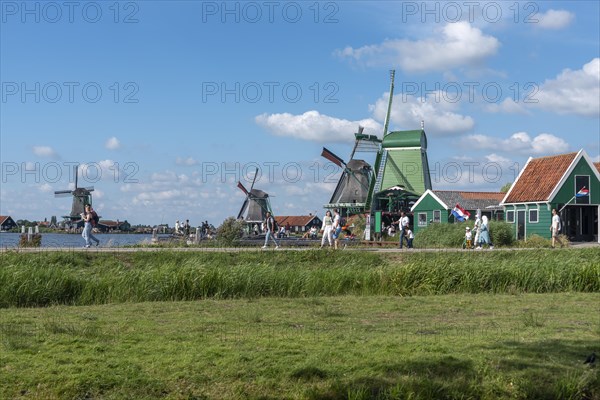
xmin=1 ymin=1 xmax=599 ymax=226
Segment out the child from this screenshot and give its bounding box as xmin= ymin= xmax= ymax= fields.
xmin=463 ymin=226 xmax=472 ymax=249
xmin=404 ymin=225 xmax=414 ymax=249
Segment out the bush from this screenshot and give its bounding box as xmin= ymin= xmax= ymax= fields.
xmin=216 ymin=217 xmax=245 ymax=246
xmin=414 ymin=221 xmax=515 ymax=248
xmin=488 ymin=221 xmax=514 ymax=247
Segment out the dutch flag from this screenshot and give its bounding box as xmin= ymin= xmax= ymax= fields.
xmin=576 ymin=187 xmax=589 ymax=197
xmin=452 ymin=204 xmax=470 ymax=222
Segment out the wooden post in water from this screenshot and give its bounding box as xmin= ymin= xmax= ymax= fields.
xmin=151 ymin=228 xmax=158 ymax=244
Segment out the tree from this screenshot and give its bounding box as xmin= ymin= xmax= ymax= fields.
xmin=500 ymin=182 xmax=512 ymax=193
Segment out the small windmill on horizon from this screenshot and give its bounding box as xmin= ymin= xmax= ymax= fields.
xmin=236 ymin=167 xmax=273 ymax=225
xmin=54 ymin=164 xmax=96 ymax=222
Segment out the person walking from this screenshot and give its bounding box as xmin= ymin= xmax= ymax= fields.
xmin=332 ymin=209 xmax=342 ymax=249
xmin=262 ymin=211 xmax=279 ymax=249
xmin=473 ymin=209 xmax=482 ymax=248
xmin=550 ymin=208 xmax=564 ymax=248
xmin=398 ymin=211 xmax=410 ymax=248
xmin=405 ymin=225 xmax=414 ymax=248
xmin=81 ymin=204 xmax=100 ymax=248
xmin=320 ymin=210 xmax=333 ymax=248
xmin=476 ymin=215 xmax=494 ymax=250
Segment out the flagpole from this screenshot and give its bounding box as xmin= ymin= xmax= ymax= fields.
xmin=559 ymin=195 xmax=576 ymax=213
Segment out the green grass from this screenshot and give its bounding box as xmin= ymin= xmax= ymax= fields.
xmin=1 ymin=294 xmax=598 ymax=399
xmin=1 ymin=249 xmax=599 ymax=307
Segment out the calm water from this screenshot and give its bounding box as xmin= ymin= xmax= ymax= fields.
xmin=0 ymin=232 xmax=165 ymax=248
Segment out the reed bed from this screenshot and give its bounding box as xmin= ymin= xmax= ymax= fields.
xmin=1 ymin=249 xmax=598 ymax=307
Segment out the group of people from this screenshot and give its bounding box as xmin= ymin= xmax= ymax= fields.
xmin=175 ymin=219 xmax=212 ymax=238
xmin=463 ymin=210 xmax=493 ymax=250
xmin=174 ymin=219 xmax=191 ymax=236
xmin=319 ymin=209 xmax=344 ymax=249
xmin=261 ymin=208 xmax=348 ymax=250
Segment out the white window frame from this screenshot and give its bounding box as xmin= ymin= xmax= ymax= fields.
xmin=418 ymin=213 xmax=427 ymax=227
xmin=433 ymin=210 xmax=441 ymax=223
xmin=528 ymin=208 xmax=539 ymax=224
xmin=506 ymin=210 xmax=515 ymax=223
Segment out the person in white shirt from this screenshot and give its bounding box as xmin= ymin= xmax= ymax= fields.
xmin=550 ymin=208 xmax=564 ymax=248
xmin=332 ymin=209 xmax=342 ymax=249
xmin=398 ymin=211 xmax=410 ymax=248
xmin=405 ymin=225 xmax=414 ymax=248
xmin=320 ymin=210 xmax=333 ymax=248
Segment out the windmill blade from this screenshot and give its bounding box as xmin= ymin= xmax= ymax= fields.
xmin=237 ymin=198 xmax=249 ymax=219
xmin=237 ymin=181 xmax=249 ymax=195
xmin=54 ymin=192 xmax=73 ymax=198
xmin=54 ymin=190 xmax=72 ymax=195
xmin=249 ymin=167 xmax=259 ymax=192
xmin=74 ymin=165 xmax=79 ymax=189
xmin=321 ymin=147 xmax=345 ymax=168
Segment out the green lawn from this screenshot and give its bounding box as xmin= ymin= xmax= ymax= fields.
xmin=1 ymin=293 xmax=599 ymax=399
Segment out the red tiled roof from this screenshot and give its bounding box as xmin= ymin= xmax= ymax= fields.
xmin=504 ymin=152 xmax=578 ymax=203
xmin=594 ymin=162 xmax=600 ymax=173
xmin=435 ymin=191 xmax=505 ymax=201
xmin=275 ymin=215 xmax=319 ymax=227
xmin=0 ymin=216 xmax=9 ymax=225
xmin=98 ymin=220 xmax=121 ymax=227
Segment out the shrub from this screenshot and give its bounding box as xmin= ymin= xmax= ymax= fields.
xmin=488 ymin=221 xmax=514 ymax=247
xmin=414 ymin=221 xmax=515 ymax=248
xmin=216 ymin=217 xmax=245 ymax=246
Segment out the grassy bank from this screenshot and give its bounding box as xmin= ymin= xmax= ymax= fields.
xmin=1 ymin=294 xmax=598 ymax=399
xmin=1 ymin=249 xmax=598 ymax=307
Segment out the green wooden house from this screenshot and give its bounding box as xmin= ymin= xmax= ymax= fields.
xmin=500 ymin=150 xmax=600 ymax=243
xmin=410 ymin=190 xmax=505 ymax=233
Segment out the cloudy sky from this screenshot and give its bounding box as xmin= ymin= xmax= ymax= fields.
xmin=1 ymin=1 xmax=599 ymax=226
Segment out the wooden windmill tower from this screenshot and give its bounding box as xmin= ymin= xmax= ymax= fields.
xmin=368 ymin=71 xmax=432 ymax=213
xmin=54 ymin=164 xmax=95 ymax=222
xmin=236 ymin=168 xmax=273 ymax=225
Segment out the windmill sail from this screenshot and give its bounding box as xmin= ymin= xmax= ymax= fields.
xmin=236 ymin=168 xmax=273 ymax=223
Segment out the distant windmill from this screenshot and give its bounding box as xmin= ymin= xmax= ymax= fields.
xmin=321 ymin=144 xmax=373 ymax=216
xmin=236 ymin=167 xmax=273 ymax=223
xmin=54 ymin=164 xmax=95 ymax=221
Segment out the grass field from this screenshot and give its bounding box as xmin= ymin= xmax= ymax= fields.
xmin=1 ymin=249 xmax=599 ymax=399
xmin=1 ymin=294 xmax=599 ymax=399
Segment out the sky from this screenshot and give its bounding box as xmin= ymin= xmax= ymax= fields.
xmin=1 ymin=0 xmax=599 ymax=226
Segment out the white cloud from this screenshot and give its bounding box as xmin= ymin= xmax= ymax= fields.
xmin=105 ymin=137 xmax=121 ymax=150
xmin=370 ymin=93 xmax=475 ymax=135
xmin=532 ymin=58 xmax=600 ymax=117
xmin=255 ymin=110 xmax=382 ymax=143
xmin=176 ymin=157 xmax=199 ymax=166
xmin=484 ymin=153 xmax=512 ymax=166
xmin=79 ymin=160 xmax=122 ymax=182
xmin=335 ymin=22 xmax=499 ymax=73
xmin=39 ymin=183 xmax=53 ymax=193
xmin=467 ymin=132 xmax=569 ymax=155
xmin=536 ymin=9 xmax=575 ymax=30
xmin=32 ymin=146 xmax=58 ymax=159
xmin=485 ymin=98 xmax=530 ymax=115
